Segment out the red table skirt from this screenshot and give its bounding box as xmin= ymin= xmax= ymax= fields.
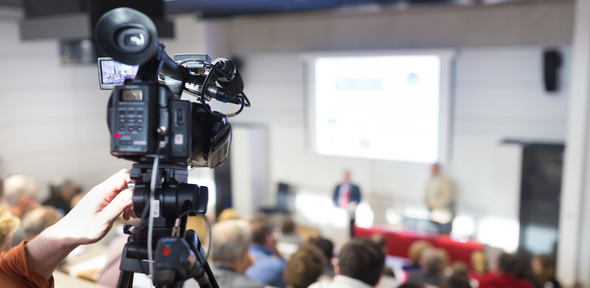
xmin=354 ymin=225 xmax=484 ymax=264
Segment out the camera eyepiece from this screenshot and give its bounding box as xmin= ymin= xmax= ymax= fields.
xmin=95 ymin=8 xmax=159 ymax=65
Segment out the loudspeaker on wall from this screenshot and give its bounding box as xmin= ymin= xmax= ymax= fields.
xmin=543 ymin=49 xmax=562 ymax=93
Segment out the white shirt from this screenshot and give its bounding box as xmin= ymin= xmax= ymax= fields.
xmin=310 ymin=275 xmax=373 ymax=288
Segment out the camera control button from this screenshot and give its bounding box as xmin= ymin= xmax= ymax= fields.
xmin=128 ymin=119 xmax=136 ymax=123
xmin=119 ymin=126 xmax=125 ymax=131
xmin=128 ymin=126 xmax=134 ymax=131
xmin=137 ymin=127 xmax=143 ymax=132
xmin=119 ymin=118 xmax=125 ymax=123
xmin=137 ymin=119 xmax=143 ymax=123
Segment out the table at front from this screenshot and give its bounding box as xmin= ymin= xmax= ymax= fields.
xmin=353 ymin=225 xmax=484 ymax=264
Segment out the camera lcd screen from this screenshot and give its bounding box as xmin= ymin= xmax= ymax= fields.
xmin=121 ymin=90 xmax=143 ymax=101
xmin=98 ymin=58 xmax=139 ymax=89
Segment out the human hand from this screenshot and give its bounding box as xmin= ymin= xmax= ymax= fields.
xmin=49 ymin=169 xmax=135 ymax=246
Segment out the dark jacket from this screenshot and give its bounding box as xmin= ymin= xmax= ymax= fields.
xmin=332 ymin=183 xmax=361 ymax=206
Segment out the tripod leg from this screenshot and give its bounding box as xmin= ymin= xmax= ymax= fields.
xmin=117 ymin=270 xmax=134 ymax=288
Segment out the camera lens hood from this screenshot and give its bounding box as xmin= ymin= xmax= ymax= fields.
xmin=95 ymin=8 xmax=159 ymax=65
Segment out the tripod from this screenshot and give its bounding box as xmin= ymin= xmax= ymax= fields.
xmin=116 ymin=163 xmax=219 ymax=288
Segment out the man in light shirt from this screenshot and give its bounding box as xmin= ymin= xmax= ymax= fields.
xmin=424 ymin=163 xmax=454 ymax=234
xmin=309 ymin=238 xmax=384 ymax=288
xmin=332 ymin=171 xmax=361 ymax=237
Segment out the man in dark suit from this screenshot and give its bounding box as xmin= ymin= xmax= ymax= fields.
xmin=332 ymin=171 xmax=361 ymax=237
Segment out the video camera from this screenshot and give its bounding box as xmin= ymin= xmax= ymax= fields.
xmin=94 ymin=7 xmax=250 ymax=288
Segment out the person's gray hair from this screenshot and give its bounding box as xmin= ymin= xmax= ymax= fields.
xmin=3 ymin=175 xmax=37 ymax=207
xmin=210 ymin=219 xmax=251 ymax=264
xmin=421 ymin=247 xmax=448 ymax=274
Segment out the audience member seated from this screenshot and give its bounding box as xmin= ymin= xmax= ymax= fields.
xmin=478 ymin=253 xmax=533 ymax=288
xmin=218 ymin=208 xmax=242 ymax=222
xmin=439 ymin=262 xmax=471 ymax=288
xmin=370 ymin=233 xmax=395 ymax=277
xmin=210 ymin=219 xmax=263 ymax=288
xmin=531 ymin=255 xmax=561 ymax=288
xmin=314 ymin=237 xmax=335 ymax=279
xmin=469 ymin=250 xmax=490 ymax=283
xmin=279 ymin=216 xmax=304 ymax=246
xmin=403 ymin=240 xmax=432 ymax=272
xmin=439 ymin=276 xmax=471 ymax=288
xmin=96 ymin=235 xmax=128 ymax=287
xmin=0 ymin=206 xmax=19 ymax=252
xmin=397 ymin=284 xmax=424 ymax=288
xmin=42 ymin=177 xmax=79 ymax=216
xmin=406 ymin=247 xmax=449 ymax=287
xmin=245 ymin=216 xmax=287 ymax=288
xmin=21 ymin=206 xmax=61 ymax=241
xmin=284 ymin=244 xmax=326 ymax=288
xmin=2 ymin=174 xmax=38 ymax=219
xmin=309 ymin=238 xmax=385 ymax=288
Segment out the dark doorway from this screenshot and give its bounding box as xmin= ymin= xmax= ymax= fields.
xmin=518 ymin=144 xmax=564 ymax=265
xmin=214 ymin=154 xmax=232 ymax=218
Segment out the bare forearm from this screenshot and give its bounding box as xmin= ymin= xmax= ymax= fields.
xmin=25 ymin=224 xmax=78 ymax=280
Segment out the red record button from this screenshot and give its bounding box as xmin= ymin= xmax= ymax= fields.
xmin=162 ymin=247 xmax=171 ymax=256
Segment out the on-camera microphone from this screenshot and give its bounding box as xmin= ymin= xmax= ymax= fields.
xmin=185 ymin=80 xmax=242 ymax=104
xmin=211 ymin=58 xmax=244 ymax=94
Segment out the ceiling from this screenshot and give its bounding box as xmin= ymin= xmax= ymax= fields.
xmin=164 ymin=0 xmax=403 ymax=18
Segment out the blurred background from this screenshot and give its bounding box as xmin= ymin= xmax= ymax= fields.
xmin=0 ymin=0 xmax=588 ymax=287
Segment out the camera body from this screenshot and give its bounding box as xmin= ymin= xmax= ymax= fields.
xmin=101 ymin=54 xmax=232 ymax=169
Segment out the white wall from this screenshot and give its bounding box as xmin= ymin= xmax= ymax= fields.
xmin=0 ymin=9 xmax=125 ymax=200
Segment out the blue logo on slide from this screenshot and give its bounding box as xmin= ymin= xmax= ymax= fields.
xmin=407 ymin=73 xmax=420 ymax=86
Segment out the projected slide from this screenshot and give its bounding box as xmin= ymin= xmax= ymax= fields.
xmin=314 ymin=55 xmax=441 ymax=163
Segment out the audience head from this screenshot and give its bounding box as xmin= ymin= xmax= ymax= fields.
xmin=281 ymin=216 xmax=297 ymax=235
xmin=370 ymin=233 xmax=389 ymax=256
xmin=0 ymin=206 xmax=19 ymax=252
xmin=470 ymin=250 xmax=488 ymax=275
xmin=250 ymin=215 xmax=277 ymax=250
xmin=49 ymin=177 xmax=78 ymax=202
xmin=218 ymin=208 xmax=241 ymax=222
xmin=531 ymin=255 xmax=556 ymax=284
xmin=450 ymin=262 xmax=469 ymax=278
xmin=70 ymin=193 xmax=84 ymax=208
xmin=22 ymin=206 xmax=61 ymax=241
xmin=284 ymin=244 xmax=326 ymax=288
xmin=210 ymin=219 xmax=253 ymax=274
xmin=420 ymin=247 xmax=449 ymax=275
xmin=3 ymin=174 xmax=38 ymax=218
xmin=408 ymin=240 xmax=432 ymax=265
xmin=439 ymin=276 xmax=471 ymax=288
xmin=497 ymin=253 xmax=520 ymax=276
xmin=337 ymin=238 xmax=384 ymax=287
xmin=313 ymin=237 xmax=334 ymax=266
xmin=397 ymin=284 xmax=425 ymax=288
